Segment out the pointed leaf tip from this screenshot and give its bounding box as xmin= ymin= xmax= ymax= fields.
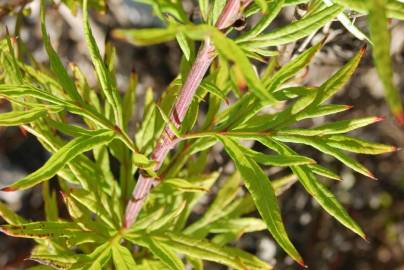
xmin=1 ymin=187 xmax=16 ymax=192
xmin=19 ymin=126 xmax=28 ymax=137
xmin=363 ymin=235 xmax=370 ymax=243
xmin=366 ymin=170 xmax=378 ymax=180
xmin=374 ymin=116 xmax=385 ymax=122
xmin=345 ymin=105 xmax=354 ymax=109
xmin=297 ymin=259 xmax=308 ymax=268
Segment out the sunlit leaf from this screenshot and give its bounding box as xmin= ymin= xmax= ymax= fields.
xmin=112 ymin=244 xmax=137 ymax=270
xmin=218 ymin=136 xmax=304 ymax=266
xmin=258 ymin=138 xmax=366 ymax=238
xmin=368 ymin=0 xmax=403 ymax=124
xmin=1 ymin=129 xmax=115 ymax=191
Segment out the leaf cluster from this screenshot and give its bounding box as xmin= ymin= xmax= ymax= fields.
xmin=0 ymin=0 xmax=401 ymax=269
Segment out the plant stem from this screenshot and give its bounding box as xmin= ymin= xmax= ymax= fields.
xmin=124 ymin=0 xmax=244 ymax=228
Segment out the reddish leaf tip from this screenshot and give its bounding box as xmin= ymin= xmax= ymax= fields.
xmin=394 ymin=112 xmax=404 ymax=126
xmin=297 ymin=259 xmax=308 ymax=268
xmin=19 ymin=126 xmax=28 ymax=137
xmin=359 ymin=44 xmax=367 ymax=55
xmin=367 ymin=171 xmax=378 ymax=180
xmin=1 ymin=187 xmax=16 ymax=192
xmin=345 ymin=105 xmax=354 ymax=109
xmin=374 ymin=116 xmax=385 ymax=122
xmin=362 ymin=234 xmax=370 ymax=243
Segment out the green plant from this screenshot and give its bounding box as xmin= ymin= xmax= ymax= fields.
xmin=0 ymin=0 xmax=402 ymax=269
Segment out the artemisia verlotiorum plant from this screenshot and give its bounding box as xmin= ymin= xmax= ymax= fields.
xmin=0 ymin=0 xmax=403 ymax=269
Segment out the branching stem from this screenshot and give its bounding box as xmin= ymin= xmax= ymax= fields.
xmin=124 ymin=0 xmax=244 ymax=228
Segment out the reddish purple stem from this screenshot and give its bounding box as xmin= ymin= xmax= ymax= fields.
xmin=124 ymin=0 xmax=243 ymax=228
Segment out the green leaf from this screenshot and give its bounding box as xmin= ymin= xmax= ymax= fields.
xmin=368 ymin=0 xmax=403 ymax=124
xmin=211 ymin=30 xmax=277 ymax=103
xmin=258 ymin=138 xmax=366 ymax=239
xmin=296 ymin=104 xmax=352 ymax=120
xmin=63 ymin=191 xmax=112 ymax=237
xmin=156 ymin=104 xmax=181 ymax=138
xmin=1 ymin=129 xmax=115 ymax=191
xmin=183 ymin=172 xmax=242 ymax=237
xmin=140 ymin=237 xmax=186 ymax=270
xmin=244 ymin=147 xmax=316 ymax=166
xmin=112 ymin=244 xmax=137 ymax=270
xmin=83 ymin=0 xmax=123 ymax=126
xmin=207 ymin=218 xmax=267 ymax=234
xmin=198 ymin=0 xmax=209 ymax=21
xmin=225 ymin=42 xmax=323 ymax=129
xmin=43 ymin=182 xmax=59 ymax=221
xmin=265 ymin=40 xmax=324 ymax=90
xmin=0 ymin=107 xmax=59 ymax=126
xmin=147 ymin=204 xmax=186 ymax=233
xmin=112 ymin=27 xmax=179 ymax=46
xmin=253 ymin=153 xmax=316 ymax=166
xmin=69 ymin=189 xmax=117 ymax=229
xmin=308 ymin=164 xmax=341 ymax=181
xmin=0 ymin=201 xmax=26 ymax=225
xmin=293 ymin=164 xmax=366 ymax=237
xmin=218 ymin=136 xmax=304 ymax=266
xmin=136 ymin=87 xmax=157 ymax=152
xmin=137 ymin=260 xmax=166 ymax=270
xmin=40 ymin=0 xmax=82 ymax=102
xmin=122 ymin=71 xmax=137 ymax=128
xmin=176 ymin=32 xmax=192 ymax=61
xmin=125 ymin=208 xmax=165 ymax=234
xmin=273 ymin=135 xmax=376 ymax=178
xmin=4 ymin=29 xmax=23 ymax=84
xmin=274 ymin=86 xmax=317 ymax=100
xmin=238 ymin=0 xmax=284 ymax=41
xmin=160 ymin=232 xmax=271 ymax=270
xmin=333 ymin=0 xmax=404 ymax=19
xmin=255 ymin=0 xmax=268 ymax=13
xmin=249 ymin=5 xmax=343 ymax=47
xmin=71 ymin=241 xmax=112 ymax=270
xmin=210 ymin=0 xmax=227 ymax=25
xmin=0 ymin=85 xmax=68 ymax=105
xmin=199 ymin=81 xmax=228 ymax=103
xmin=159 ymin=178 xmax=208 ymax=193
xmin=278 ymin=116 xmax=382 ymax=136
xmin=322 ymin=0 xmax=369 ymax=41
xmin=386 ymin=1 xmax=404 ymax=20
xmin=325 ymin=134 xmax=396 ymax=155
xmin=333 ymin=0 xmax=367 ymax=12
xmin=0 ymin=221 xmax=84 ymax=239
xmin=30 ymin=253 xmax=78 ymax=270
xmin=314 ymin=47 xmax=365 ymax=105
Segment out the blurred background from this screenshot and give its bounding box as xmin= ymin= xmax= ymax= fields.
xmin=0 ymin=0 xmax=403 ymax=269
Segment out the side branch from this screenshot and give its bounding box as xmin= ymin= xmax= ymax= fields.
xmin=124 ymin=0 xmax=243 ymax=228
